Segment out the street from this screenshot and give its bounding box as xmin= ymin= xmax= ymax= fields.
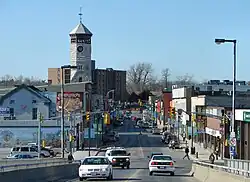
xmin=67 ymin=119 xmax=199 ymax=182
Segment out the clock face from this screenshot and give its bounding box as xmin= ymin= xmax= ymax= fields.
xmin=77 ymin=46 xmax=83 ymax=52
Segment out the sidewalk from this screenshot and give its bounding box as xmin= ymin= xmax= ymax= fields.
xmin=179 ymin=135 xmax=224 ymax=165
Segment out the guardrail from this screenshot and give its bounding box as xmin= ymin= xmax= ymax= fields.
xmin=192 ymin=160 xmax=250 ymax=182
xmin=0 ymin=158 xmax=66 ymax=166
xmin=0 ymin=159 xmax=74 ymax=173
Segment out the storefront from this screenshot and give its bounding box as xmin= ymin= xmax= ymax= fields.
xmin=235 ymin=109 xmax=250 ymax=160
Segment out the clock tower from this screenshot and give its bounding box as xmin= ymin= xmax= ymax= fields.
xmin=69 ymin=10 xmax=92 ymax=82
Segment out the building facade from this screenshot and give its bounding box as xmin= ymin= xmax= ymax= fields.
xmin=92 ymin=68 xmax=127 ymax=101
xmin=0 ymin=85 xmax=52 ymax=120
xmin=172 ymin=87 xmax=193 ymax=135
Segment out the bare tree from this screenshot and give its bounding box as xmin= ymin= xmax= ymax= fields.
xmin=161 ymin=68 xmax=170 ymax=89
xmin=127 ymin=62 xmax=154 ymax=93
xmin=0 ymin=74 xmax=46 ymax=87
xmin=175 ymin=73 xmax=196 ymax=85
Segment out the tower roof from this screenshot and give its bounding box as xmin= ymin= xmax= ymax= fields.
xmin=69 ymin=22 xmax=92 ymax=36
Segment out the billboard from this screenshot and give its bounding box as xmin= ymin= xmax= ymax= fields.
xmin=56 ymin=92 xmax=83 ymax=112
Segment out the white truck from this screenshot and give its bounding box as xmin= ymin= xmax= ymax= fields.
xmin=105 ymin=147 xmax=131 ymax=169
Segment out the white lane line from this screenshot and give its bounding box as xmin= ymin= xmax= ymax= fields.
xmin=138 ymin=135 xmax=144 ymax=158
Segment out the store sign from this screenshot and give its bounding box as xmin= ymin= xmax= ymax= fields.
xmin=243 ymin=112 xmax=250 ymax=122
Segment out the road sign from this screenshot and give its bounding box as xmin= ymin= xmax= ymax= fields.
xmin=84 ymin=128 xmax=95 ymax=139
xmin=230 ymin=137 xmax=236 ymax=146
xmin=230 ymin=146 xmax=236 ymax=157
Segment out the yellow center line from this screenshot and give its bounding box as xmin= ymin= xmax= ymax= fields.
xmin=125 ymin=169 xmax=142 ymax=182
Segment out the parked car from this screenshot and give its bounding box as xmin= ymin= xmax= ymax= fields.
xmin=7 ymin=153 xmax=34 ymax=159
xmin=10 ymin=145 xmax=51 ymax=158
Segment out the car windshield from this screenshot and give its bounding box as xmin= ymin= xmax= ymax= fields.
xmin=82 ymin=158 xmax=109 ymax=165
xmin=153 ymin=156 xmax=172 ymax=160
xmin=111 ymin=150 xmax=127 ymax=156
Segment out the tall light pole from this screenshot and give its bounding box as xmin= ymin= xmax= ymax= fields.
xmin=106 ymin=89 xmax=115 ymax=111
xmin=215 ymin=38 xmax=237 ymax=158
xmin=60 ymin=65 xmax=77 ymax=158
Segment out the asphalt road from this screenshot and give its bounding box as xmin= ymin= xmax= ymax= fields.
xmin=66 ymin=118 xmax=199 ymax=182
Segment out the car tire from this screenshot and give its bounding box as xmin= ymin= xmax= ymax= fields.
xmin=107 ymin=173 xmax=113 ymax=180
xmin=40 ymin=154 xmax=45 ymax=158
xmin=170 ymin=172 xmax=175 ymax=176
xmin=79 ymin=177 xmax=84 ymax=181
xmin=149 ymin=171 xmax=153 ymax=176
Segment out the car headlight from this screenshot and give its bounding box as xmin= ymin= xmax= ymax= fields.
xmin=102 ymin=168 xmax=109 ymax=172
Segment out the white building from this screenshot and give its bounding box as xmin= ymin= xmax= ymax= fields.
xmin=69 ymin=16 xmax=93 ymax=82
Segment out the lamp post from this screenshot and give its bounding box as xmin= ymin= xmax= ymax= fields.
xmin=215 ymin=38 xmax=237 ymax=158
xmin=106 ymin=89 xmax=115 ymax=112
xmin=60 ymin=65 xmax=77 ymax=158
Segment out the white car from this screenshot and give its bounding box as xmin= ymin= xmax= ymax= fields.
xmin=105 ymin=147 xmax=131 ymax=169
xmin=78 ymin=156 xmax=113 ymax=181
xmin=148 ymin=155 xmax=176 ymax=176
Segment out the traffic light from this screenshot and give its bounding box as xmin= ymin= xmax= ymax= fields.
xmin=104 ymin=112 xmax=110 ymax=125
xmin=169 ymin=107 xmax=175 ymax=118
xmin=86 ymin=112 xmax=90 ymax=121
xmin=39 ymin=113 xmax=44 ymax=123
xmin=138 ymin=99 xmax=142 ymax=107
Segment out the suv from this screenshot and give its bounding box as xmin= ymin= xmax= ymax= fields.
xmin=10 ymin=146 xmax=50 ymax=158
xmin=105 ymin=147 xmax=131 ymax=169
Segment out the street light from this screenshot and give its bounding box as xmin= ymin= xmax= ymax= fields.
xmin=106 ymin=89 xmax=115 ymax=111
xmin=215 ymin=38 xmax=237 ymax=159
xmin=60 ymin=64 xmax=77 ymax=158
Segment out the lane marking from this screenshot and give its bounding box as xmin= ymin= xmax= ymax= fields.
xmin=138 ymin=135 xmax=144 ymax=158
xmin=125 ymin=169 xmax=142 ymax=182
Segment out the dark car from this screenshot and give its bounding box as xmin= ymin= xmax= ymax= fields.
xmin=33 ymin=146 xmax=55 ymax=157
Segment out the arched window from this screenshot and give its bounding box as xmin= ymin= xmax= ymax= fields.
xmin=79 ymin=77 xmax=82 ymax=82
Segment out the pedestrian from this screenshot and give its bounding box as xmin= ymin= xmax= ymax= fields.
xmin=68 ymin=153 xmax=74 ymax=163
xmin=183 ymin=146 xmax=190 ymax=160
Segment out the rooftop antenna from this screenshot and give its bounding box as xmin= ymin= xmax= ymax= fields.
xmin=79 ymin=6 xmax=83 ymax=23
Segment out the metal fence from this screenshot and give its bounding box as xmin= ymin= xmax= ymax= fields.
xmin=194 ymin=160 xmax=250 ymax=177
xmin=224 ymin=158 xmax=250 ymax=176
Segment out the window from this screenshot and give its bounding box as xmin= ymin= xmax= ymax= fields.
xmin=110 ymin=150 xmax=127 ymax=156
xmin=20 ymin=147 xmax=29 ymax=152
xmin=9 ymin=100 xmax=15 ymax=104
xmin=32 ymin=108 xmax=37 ymax=120
xmin=32 ymin=100 xmax=37 ymax=103
xmin=153 ymin=156 xmax=172 ymax=161
xmin=30 ymin=147 xmax=36 ymax=152
xmin=10 ymin=108 xmax=14 ymax=116
xmin=82 ymin=158 xmax=109 ymax=165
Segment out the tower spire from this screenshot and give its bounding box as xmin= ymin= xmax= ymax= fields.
xmin=79 ymin=6 xmax=83 ymax=23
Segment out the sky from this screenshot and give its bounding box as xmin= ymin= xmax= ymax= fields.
xmin=0 ymin=0 xmax=250 ymax=82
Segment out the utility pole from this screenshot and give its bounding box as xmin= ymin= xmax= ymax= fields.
xmin=37 ymin=112 xmax=42 ymax=159
xmin=177 ymin=109 xmax=182 ymax=142
xmin=69 ymin=113 xmax=72 ymax=155
xmin=60 ymin=69 xmax=65 ymax=158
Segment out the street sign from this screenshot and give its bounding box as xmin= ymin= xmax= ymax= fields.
xmin=243 ymin=112 xmax=250 ymax=122
xmin=230 ymin=146 xmax=236 ymax=157
xmin=230 ymin=137 xmax=236 ymax=146
xmin=84 ymin=128 xmax=95 ymax=139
